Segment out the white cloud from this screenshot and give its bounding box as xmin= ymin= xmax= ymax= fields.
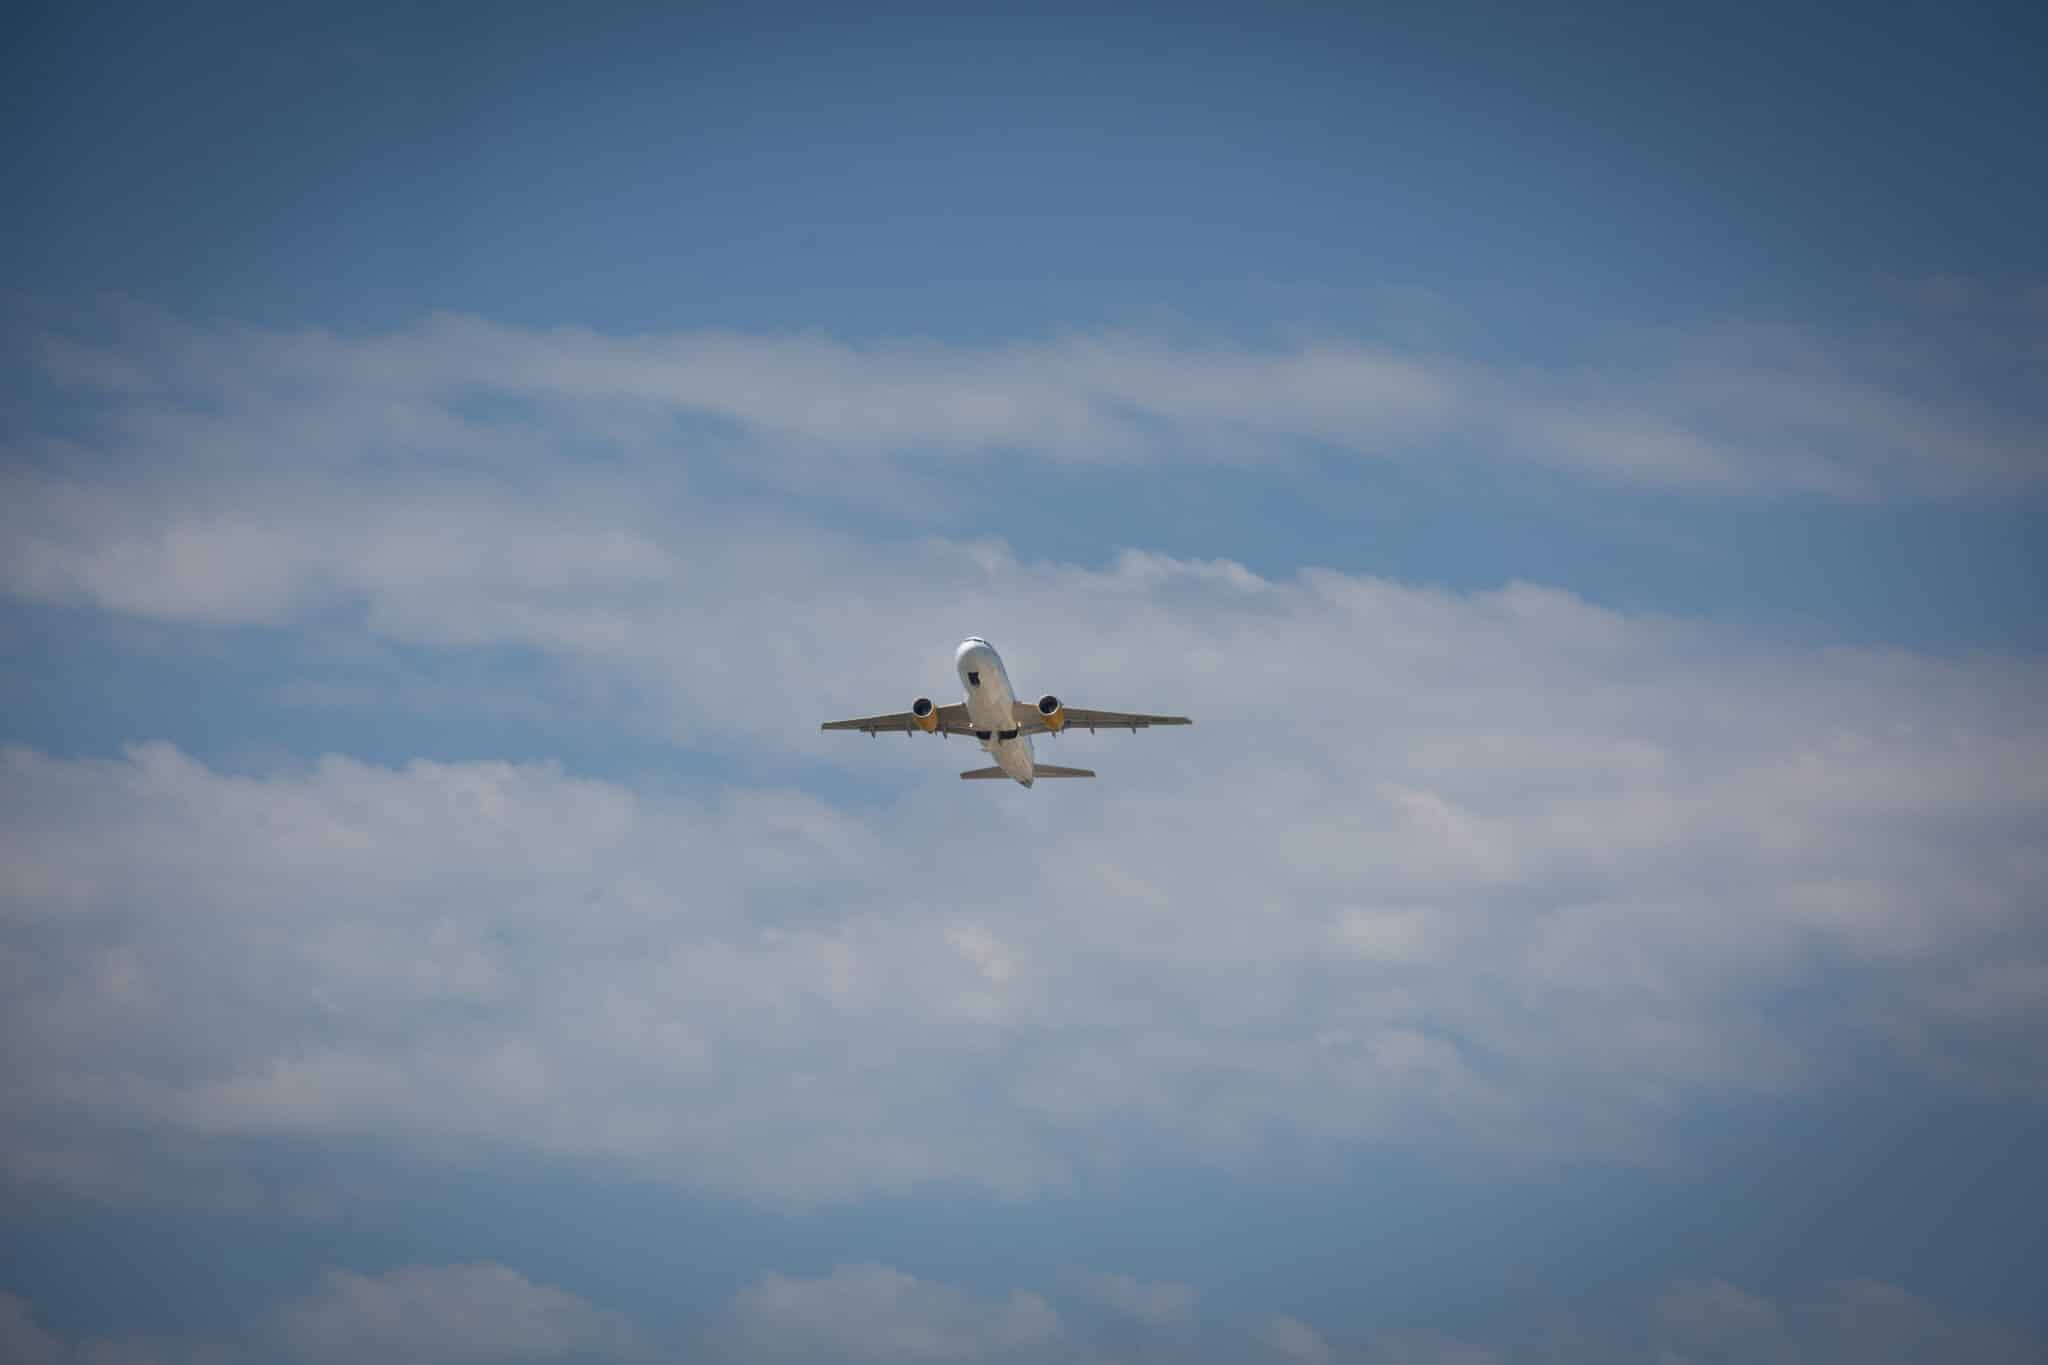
xmin=8 ymin=1269 xmax=2040 ymax=1365
xmin=1358 ymin=1335 xmax=1504 ymax=1365
xmin=1256 ymin=1276 xmax=2048 ymax=1365
xmin=2 ymin=302 xmax=2045 ymax=1215
xmin=1263 ymin=1314 xmax=1330 ymax=1364
xmin=1651 ymin=1277 xmax=1782 ymax=1342
xmin=1644 ymin=1277 xmax=2042 ymax=1365
xmin=1067 ymin=1270 xmax=1197 ymax=1327
xmin=731 ymin=1264 xmax=1058 ymax=1363
xmin=273 ymin=1264 xmax=641 ymax=1365
xmin=11 ymin=304 xmax=2043 ymax=529
xmin=1 ymin=540 xmax=2044 ymax=1205
xmin=0 ymin=1294 xmax=228 ymax=1365
xmin=0 ymin=1298 xmax=64 ymax=1365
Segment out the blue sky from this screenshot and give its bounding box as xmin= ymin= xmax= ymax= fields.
xmin=3 ymin=2 xmax=2046 ymax=1362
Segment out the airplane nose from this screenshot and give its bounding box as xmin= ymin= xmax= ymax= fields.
xmin=956 ymin=638 xmax=996 ymax=687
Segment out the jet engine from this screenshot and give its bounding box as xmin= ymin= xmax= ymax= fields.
xmin=1036 ymin=694 xmax=1066 ymax=733
xmin=911 ymin=697 xmax=939 ymax=732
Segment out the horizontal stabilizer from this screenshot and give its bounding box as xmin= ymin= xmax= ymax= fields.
xmin=1032 ymin=764 xmax=1096 ymax=778
xmin=959 ymin=767 xmax=1009 ymax=780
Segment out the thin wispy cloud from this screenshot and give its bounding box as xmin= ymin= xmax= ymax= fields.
xmin=8 ymin=1266 xmax=2038 ymax=1365
xmin=731 ymin=1265 xmax=1059 ymax=1363
xmin=276 ymin=1264 xmax=646 ymax=1365
xmin=1263 ymin=1315 xmax=1331 ymax=1364
xmin=15 ymin=302 xmax=2044 ymax=505
xmin=1067 ymin=1270 xmax=1197 ymax=1327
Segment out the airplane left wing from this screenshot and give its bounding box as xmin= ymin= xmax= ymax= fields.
xmin=1011 ymin=702 xmax=1192 ymax=735
xmin=821 ymin=704 xmax=974 ymax=736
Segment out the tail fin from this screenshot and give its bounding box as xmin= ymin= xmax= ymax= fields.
xmin=959 ymin=767 xmax=1009 ymax=780
xmin=1031 ymin=765 xmax=1096 ymax=778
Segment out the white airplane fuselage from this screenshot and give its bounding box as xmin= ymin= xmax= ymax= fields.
xmin=956 ymin=637 xmax=1037 ymax=785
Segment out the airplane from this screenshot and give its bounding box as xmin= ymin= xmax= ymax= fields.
xmin=822 ymin=637 xmax=1191 ymax=787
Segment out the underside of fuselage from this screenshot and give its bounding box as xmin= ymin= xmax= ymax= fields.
xmin=956 ymin=637 xmax=1037 ymax=784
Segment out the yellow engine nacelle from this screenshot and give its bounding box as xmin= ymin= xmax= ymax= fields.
xmin=1036 ymin=694 xmax=1066 ymax=733
xmin=911 ymin=697 xmax=939 ymax=732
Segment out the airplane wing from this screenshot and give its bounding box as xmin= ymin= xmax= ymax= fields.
xmin=1011 ymin=703 xmax=1192 ymax=735
xmin=821 ymin=704 xmax=975 ymax=736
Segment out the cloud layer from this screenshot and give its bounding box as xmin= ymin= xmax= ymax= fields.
xmin=3 ymin=302 xmax=2044 ymax=1359
xmin=4 ymin=538 xmax=2043 ymax=1204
